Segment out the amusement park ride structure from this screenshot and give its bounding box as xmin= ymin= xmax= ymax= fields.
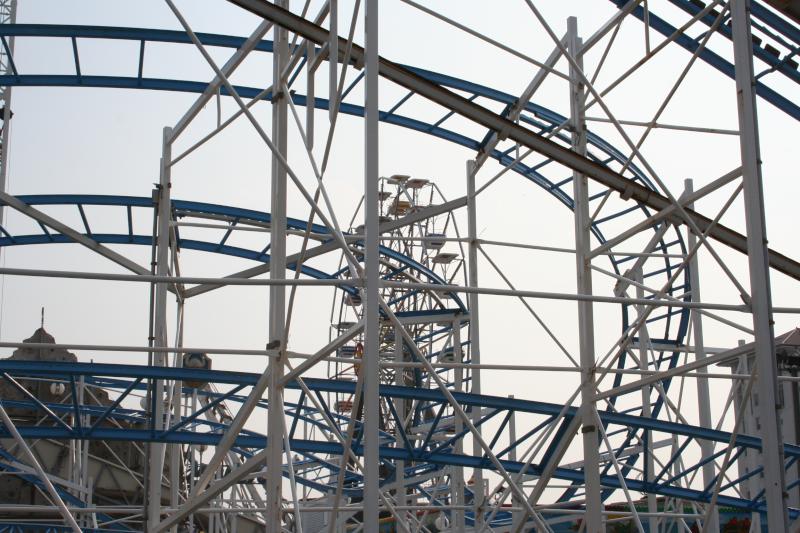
xmin=0 ymin=0 xmax=799 ymax=532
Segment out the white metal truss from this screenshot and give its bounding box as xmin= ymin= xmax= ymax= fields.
xmin=0 ymin=1 xmax=797 ymax=533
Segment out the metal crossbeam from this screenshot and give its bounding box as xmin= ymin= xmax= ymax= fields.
xmin=226 ymin=0 xmax=800 ymax=282
xmin=5 ymin=360 xmax=798 ymax=457
xmin=4 ymin=414 xmax=793 ymax=515
xmin=608 ymin=0 xmax=800 ymax=120
xmin=0 ymin=192 xmax=151 ymax=276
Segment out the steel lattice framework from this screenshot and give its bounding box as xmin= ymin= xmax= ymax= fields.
xmin=0 ymin=1 xmax=798 ymax=532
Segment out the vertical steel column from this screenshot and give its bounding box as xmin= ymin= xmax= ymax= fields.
xmin=79 ymin=376 xmax=89 ymax=513
xmin=730 ymin=1 xmax=788 ymax=530
xmin=633 ymin=267 xmax=657 ymax=533
xmin=306 ymin=39 xmax=315 ymax=150
xmin=394 ymin=325 xmax=406 ymax=522
xmin=70 ymin=392 xmax=78 ymax=499
xmin=363 ymin=0 xmax=380 ymax=529
xmin=509 ymin=394 xmax=521 ymax=532
xmin=148 ymin=125 xmax=173 ymax=531
xmin=328 ymin=0 xmax=338 ymax=123
xmin=267 ymin=4 xmax=289 ymax=531
xmin=567 ymin=17 xmax=603 ymax=533
xmin=466 ymin=159 xmax=484 ymax=528
xmin=73 ymin=376 xmax=84 ymax=512
xmin=685 ymin=178 xmax=719 ymax=533
xmin=0 ymin=0 xmax=16 ymax=224
xmin=0 ymin=0 xmax=17 ymax=350
xmin=452 ymin=319 xmax=465 ymax=531
xmin=189 ymin=389 xmax=198 ymax=533
xmin=731 ymin=339 xmax=761 ymax=526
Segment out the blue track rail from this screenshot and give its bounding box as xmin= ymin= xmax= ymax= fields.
xmin=608 ymin=0 xmax=800 ymax=120
xmin=1 ymin=360 xmax=798 ymax=519
xmin=0 ymin=23 xmax=689 ymax=367
xmin=9 ymin=19 xmax=777 ymax=520
xmin=0 ymin=194 xmax=465 ymax=311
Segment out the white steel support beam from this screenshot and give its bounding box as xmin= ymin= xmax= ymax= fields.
xmin=153 ymin=326 xmax=360 ymax=533
xmin=685 ymin=178 xmax=719 ymax=533
xmin=170 ymin=19 xmax=272 ymax=142
xmin=280 ymin=319 xmax=363 ymax=385
xmin=0 ymin=0 xmax=15 ymax=225
xmin=595 ymin=342 xmax=752 ymax=402
xmin=363 ymin=0 xmax=380 ymax=528
xmin=394 ymin=324 xmax=407 ymax=523
xmin=5 ymin=263 xmax=792 ymax=313
xmin=225 ymin=0 xmax=800 ymax=282
xmin=466 ymin=159 xmax=484 ymax=528
xmin=266 ymin=5 xmax=289 ymax=531
xmin=0 ymin=0 xmax=12 ymax=344
xmin=182 ymin=197 xmax=467 ymax=299
xmin=508 ymin=394 xmax=521 ymax=532
xmin=567 ymin=17 xmax=603 ymax=532
xmin=451 ymin=319 xmax=465 ymax=532
xmin=0 ymin=402 xmax=82 ymax=533
xmin=633 ymin=267 xmax=657 ymax=533
xmin=730 ymin=0 xmax=788 ymax=530
xmin=328 ymin=0 xmax=338 ymax=122
xmin=306 ymin=39 xmax=315 ymax=149
xmin=183 ymin=238 xmax=339 ymax=299
xmin=0 ymin=192 xmax=151 ymax=276
xmin=147 ymin=126 xmax=172 ymax=530
xmin=169 ymin=298 xmax=184 ymax=533
xmin=582 ymin=0 xmax=640 ymax=53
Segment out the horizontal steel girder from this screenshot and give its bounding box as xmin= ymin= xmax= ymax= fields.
xmin=0 ymin=194 xmax=465 ymax=309
xmin=1 ymin=360 xmax=799 ymax=516
xmin=0 ymin=22 xmax=794 ymax=279
xmin=226 ymin=0 xmax=800 ymax=282
xmin=1 ymin=359 xmax=798 ymax=459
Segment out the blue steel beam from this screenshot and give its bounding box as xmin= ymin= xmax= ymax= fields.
xmin=750 ymin=0 xmax=800 ymax=45
xmin=0 ymin=24 xmax=659 ymax=202
xmin=2 ymin=421 xmax=791 ymax=515
xmin=2 ymin=359 xmax=798 ymax=459
xmin=0 ymin=22 xmax=710 ymax=514
xmin=0 ymin=30 xmax=689 ymax=323
xmin=608 ymin=0 xmax=800 ymax=120
xmin=0 ymin=231 xmax=334 ymax=281
xmin=0 ymin=448 xmax=132 ymax=531
xmin=665 ymin=0 xmax=800 ymax=80
xmin=3 ymin=360 xmax=799 ymax=515
xmin=0 ymin=194 xmax=466 ymax=310
xmin=0 ymin=24 xmax=276 ymax=53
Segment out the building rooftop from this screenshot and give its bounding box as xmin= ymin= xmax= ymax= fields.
xmin=717 ymin=327 xmax=800 ymax=369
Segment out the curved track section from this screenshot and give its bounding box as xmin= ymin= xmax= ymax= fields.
xmin=0 ymin=193 xmax=773 ymax=525
xmin=0 ymin=21 xmax=690 ymax=373
xmin=1 ymin=195 xmax=463 ymax=306
xmin=0 ymin=25 xmax=694 ymax=518
xmin=0 ymin=9 xmax=796 ymax=532
xmin=0 ymin=360 xmax=798 ymax=520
